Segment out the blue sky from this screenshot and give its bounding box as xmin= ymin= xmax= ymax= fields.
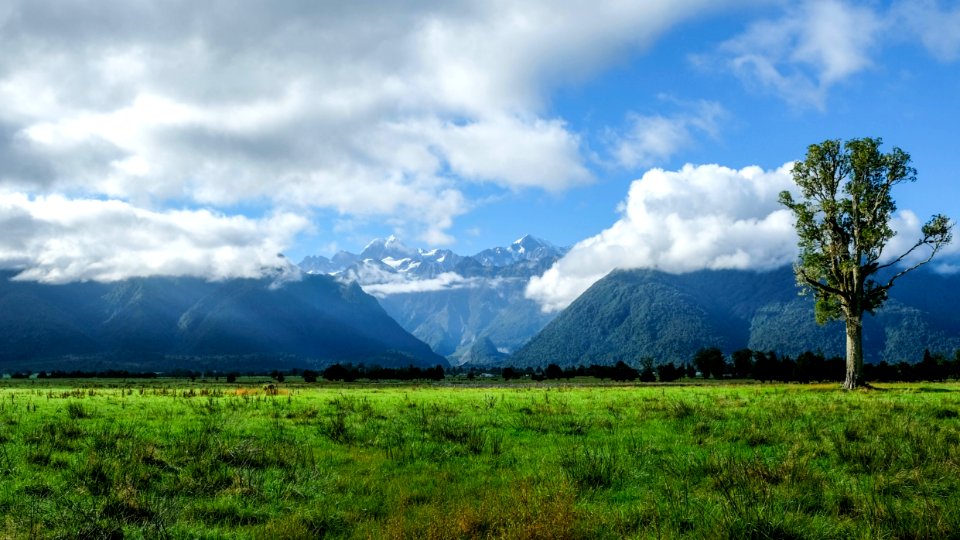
xmin=456 ymin=2 xmax=960 ymax=255
xmin=0 ymin=0 xmax=958 ymax=305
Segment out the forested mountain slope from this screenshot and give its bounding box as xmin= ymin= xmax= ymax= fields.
xmin=0 ymin=270 xmax=444 ymax=371
xmin=511 ymin=267 xmax=960 ymax=367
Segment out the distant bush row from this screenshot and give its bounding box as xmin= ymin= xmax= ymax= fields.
xmin=688 ymin=347 xmax=960 ymax=383
xmin=499 ymin=361 xmax=683 ymax=382
xmin=320 ymin=364 xmax=446 ymax=382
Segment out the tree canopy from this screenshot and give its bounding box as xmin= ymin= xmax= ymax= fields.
xmin=779 ymin=137 xmax=952 ymax=389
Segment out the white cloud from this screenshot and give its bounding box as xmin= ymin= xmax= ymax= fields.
xmin=337 ymin=256 xmax=523 ymax=297
xmin=885 ymin=209 xmax=960 ymax=269
xmin=426 ymin=115 xmax=591 ymax=191
xmin=526 ymin=162 xmax=799 ymax=312
xmin=0 ymin=191 xmax=309 ymax=283
xmin=360 ymin=272 xmax=488 ymax=297
xmin=612 ymin=101 xmax=726 ymax=169
xmin=527 ymin=161 xmax=960 ymax=312
xmin=717 ymin=0 xmax=882 ymax=108
xmin=892 ymin=0 xmax=960 ymax=61
xmin=0 ymin=0 xmax=733 ymax=261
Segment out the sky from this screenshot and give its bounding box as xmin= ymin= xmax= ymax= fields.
xmin=0 ymin=0 xmax=958 ymax=310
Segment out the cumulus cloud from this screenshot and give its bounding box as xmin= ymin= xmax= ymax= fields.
xmin=0 ymin=0 xmax=730 ymax=263
xmin=716 ymin=0 xmax=882 ymax=108
xmin=527 ymin=162 xmax=960 ymax=312
xmin=526 ymin=163 xmax=800 ymax=312
xmin=885 ymin=210 xmax=960 ymax=271
xmin=0 ymin=191 xmax=309 ymax=283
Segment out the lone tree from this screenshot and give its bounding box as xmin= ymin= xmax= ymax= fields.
xmin=779 ymin=137 xmax=952 ymax=389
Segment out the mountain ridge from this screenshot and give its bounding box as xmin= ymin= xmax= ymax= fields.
xmin=0 ymin=270 xmax=445 ymax=371
xmin=511 ymin=266 xmax=960 ymax=368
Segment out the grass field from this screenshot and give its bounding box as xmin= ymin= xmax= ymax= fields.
xmin=1 ymin=378 xmax=959 ymax=538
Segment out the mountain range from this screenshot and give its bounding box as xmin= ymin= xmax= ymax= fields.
xmin=299 ymin=235 xmax=567 ymax=364
xmin=511 ymin=266 xmax=960 ymax=368
xmin=0 ymin=269 xmax=444 ymax=371
xmin=3 ymin=232 xmax=957 ymax=374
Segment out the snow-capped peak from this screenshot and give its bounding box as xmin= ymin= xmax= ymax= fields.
xmin=511 ymin=234 xmax=551 ymax=251
xmin=299 ymin=234 xmax=564 ymax=278
xmin=469 ymin=234 xmax=562 ymax=267
xmin=360 ymin=235 xmax=416 ymax=261
xmin=363 ymin=234 xmax=409 ymax=252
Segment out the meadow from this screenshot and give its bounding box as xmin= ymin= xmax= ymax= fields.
xmin=1 ymin=378 xmax=959 ymax=539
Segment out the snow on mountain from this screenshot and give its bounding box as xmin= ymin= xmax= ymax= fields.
xmin=473 ymin=235 xmax=563 ymax=267
xmin=298 ymin=234 xmax=566 ymax=286
xmin=360 ymin=235 xmax=417 ymax=262
xmin=295 ymin=235 xmax=568 ymax=364
xmin=299 ymin=250 xmax=359 ymax=274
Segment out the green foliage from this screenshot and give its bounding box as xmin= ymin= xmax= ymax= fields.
xmin=693 ymin=347 xmax=726 ymax=378
xmin=782 ymin=139 xmax=951 ymax=317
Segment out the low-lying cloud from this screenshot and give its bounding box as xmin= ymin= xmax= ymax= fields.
xmin=526 ymin=163 xmax=800 ymax=312
xmin=0 ymin=191 xmax=309 ymax=283
xmin=360 ymin=272 xmax=486 ymax=298
xmin=338 ymin=260 xmax=522 ymax=297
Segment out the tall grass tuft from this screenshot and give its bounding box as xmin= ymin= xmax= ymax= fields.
xmin=559 ymin=443 xmax=626 ymax=491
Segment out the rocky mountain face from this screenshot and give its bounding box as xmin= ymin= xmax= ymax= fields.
xmin=0 ymin=269 xmax=445 ymax=371
xmin=511 ymin=266 xmax=960 ymax=368
xmin=298 ymin=235 xmax=567 ymax=364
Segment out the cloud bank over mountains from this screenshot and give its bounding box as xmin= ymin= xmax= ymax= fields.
xmin=526 ymin=163 xmax=798 ymax=311
xmin=526 ymin=162 xmax=956 ymax=313
xmin=0 ymin=191 xmax=307 ymax=283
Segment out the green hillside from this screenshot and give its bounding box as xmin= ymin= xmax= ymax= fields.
xmin=511 ymin=267 xmax=960 ymax=367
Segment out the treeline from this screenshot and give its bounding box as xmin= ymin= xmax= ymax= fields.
xmin=6 ymin=348 xmax=960 ymax=383
xmin=321 ymin=364 xmax=446 ymax=382
xmin=499 ymin=361 xmax=686 ymax=382
xmin=689 ymin=347 xmax=960 ymax=383
xmin=493 ymin=347 xmax=960 ymax=384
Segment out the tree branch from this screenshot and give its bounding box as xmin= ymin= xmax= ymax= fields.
xmin=873 ymin=238 xmax=927 ymax=273
xmin=876 ymin=241 xmax=947 ymax=293
xmin=798 ymin=268 xmax=847 ymax=300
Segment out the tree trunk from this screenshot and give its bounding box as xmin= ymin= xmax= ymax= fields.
xmin=843 ymin=314 xmax=864 ymax=390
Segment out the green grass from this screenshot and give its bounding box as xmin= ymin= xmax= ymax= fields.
xmin=1 ymin=379 xmax=959 ymax=538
